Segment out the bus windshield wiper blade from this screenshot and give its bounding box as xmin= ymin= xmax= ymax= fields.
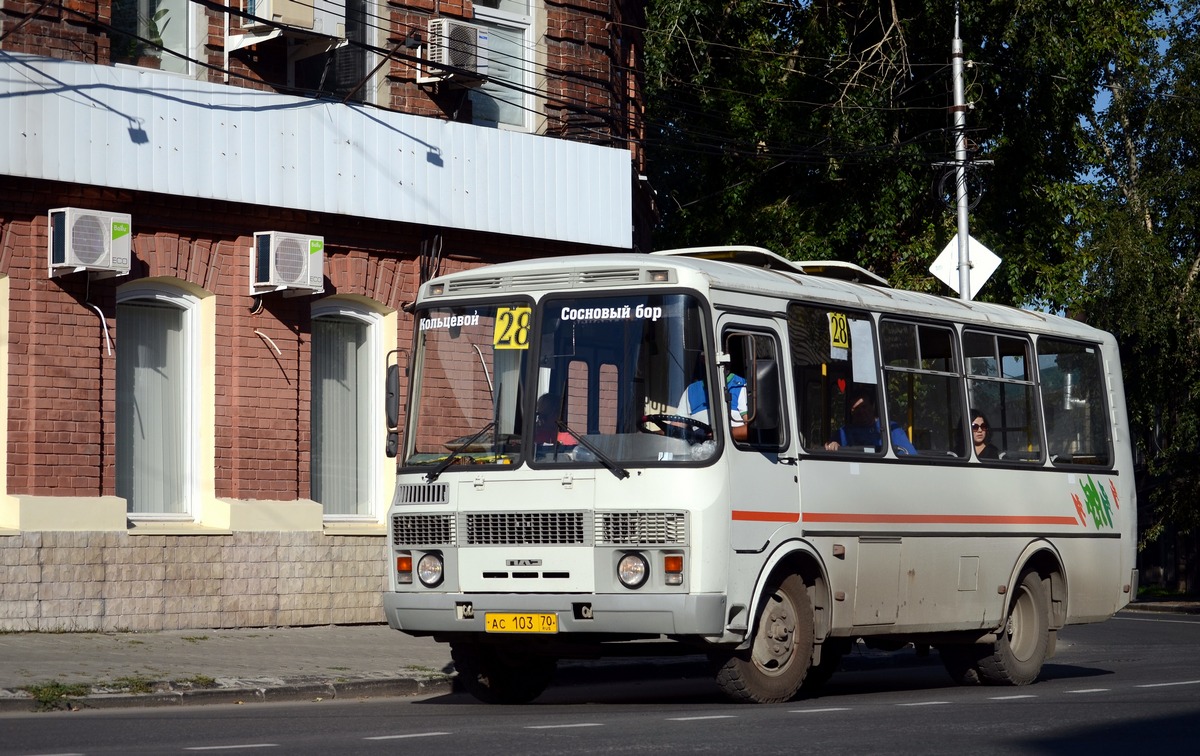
xmin=558 ymin=420 xmax=629 ymax=480
xmin=425 ymin=422 xmax=495 ymax=483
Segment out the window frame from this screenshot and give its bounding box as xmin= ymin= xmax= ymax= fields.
xmin=1035 ymin=336 xmax=1114 ymax=469
xmin=788 ymin=302 xmax=886 ymax=457
xmin=311 ymin=298 xmax=386 ymax=522
xmin=722 ymin=328 xmax=789 ymax=453
xmin=471 ymin=3 xmax=535 ymax=131
xmin=963 ymin=328 xmax=1044 ymax=464
xmin=878 ymin=317 xmax=967 ymax=460
xmin=115 ymin=282 xmax=201 ymax=520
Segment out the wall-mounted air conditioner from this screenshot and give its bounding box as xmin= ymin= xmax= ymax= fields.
xmin=251 ymin=232 xmax=325 ymax=295
xmin=245 ymin=0 xmax=346 ymax=38
xmin=417 ymin=17 xmax=489 ymax=86
xmin=48 ymin=208 xmax=132 ymax=278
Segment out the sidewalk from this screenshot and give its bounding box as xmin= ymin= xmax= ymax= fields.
xmin=1 ymin=599 xmax=1194 ymax=713
xmin=0 ymin=624 xmax=460 ymax=712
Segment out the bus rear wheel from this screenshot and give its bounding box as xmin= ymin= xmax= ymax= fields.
xmin=712 ymin=574 xmax=814 ymax=703
xmin=977 ymin=571 xmax=1050 ymax=685
xmin=451 ymin=643 xmax=557 ymax=704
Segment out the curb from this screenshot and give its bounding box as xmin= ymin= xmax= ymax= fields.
xmin=0 ymin=676 xmax=454 ymax=714
xmin=1123 ymin=602 xmax=1200 ymax=615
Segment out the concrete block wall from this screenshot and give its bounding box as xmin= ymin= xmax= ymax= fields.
xmin=0 ymin=531 xmax=386 ymax=632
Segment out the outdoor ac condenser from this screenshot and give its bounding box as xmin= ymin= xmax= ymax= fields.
xmin=250 ymin=231 xmax=325 ymax=295
xmin=48 ymin=207 xmax=132 ymax=278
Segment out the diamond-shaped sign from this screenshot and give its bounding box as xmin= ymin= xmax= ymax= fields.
xmin=930 ymin=234 xmax=1001 ymax=300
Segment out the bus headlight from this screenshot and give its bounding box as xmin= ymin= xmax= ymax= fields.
xmin=617 ymin=553 xmax=649 ymax=589
xmin=417 ymin=553 xmax=444 ymax=587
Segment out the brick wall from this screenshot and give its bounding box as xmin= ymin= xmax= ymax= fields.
xmin=0 ymin=0 xmax=645 ymax=630
xmin=0 ymin=177 xmax=595 ymax=501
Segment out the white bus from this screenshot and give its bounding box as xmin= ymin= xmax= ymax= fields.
xmin=382 ymin=246 xmax=1137 ymax=704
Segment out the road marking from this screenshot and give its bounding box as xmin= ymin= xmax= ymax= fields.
xmin=666 ymin=715 xmax=738 ymax=721
xmin=897 ymin=701 xmax=950 ymax=706
xmin=989 ymin=694 xmax=1037 ymax=700
xmin=1066 ymin=688 xmax=1109 ymax=694
xmin=184 ymin=747 xmax=278 ymax=752
xmin=1136 ymin=680 xmax=1200 ymax=688
xmin=364 ymin=732 xmax=451 ymax=740
xmin=525 ymin=723 xmax=603 ymax=730
xmin=1113 ymin=615 xmax=1200 ymax=625
xmin=790 ymin=707 xmax=850 ymax=713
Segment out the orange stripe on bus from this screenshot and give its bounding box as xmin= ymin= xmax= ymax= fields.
xmin=732 ymin=510 xmax=801 ymax=523
xmin=801 ymin=512 xmax=1080 ymax=526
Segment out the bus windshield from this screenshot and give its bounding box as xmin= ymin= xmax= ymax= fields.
xmin=404 ymin=293 xmax=716 ymax=471
xmin=405 ymin=303 xmax=531 ymax=469
xmin=533 ymin=292 xmax=715 ymax=465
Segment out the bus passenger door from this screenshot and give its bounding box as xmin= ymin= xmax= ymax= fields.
xmin=719 ymin=321 xmax=800 ymax=552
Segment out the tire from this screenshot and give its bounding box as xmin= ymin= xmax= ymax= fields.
xmin=713 ymin=574 xmax=814 ymax=703
xmin=800 ymin=637 xmax=850 ymax=694
xmin=451 ymin=643 xmax=557 ymax=704
xmin=977 ymin=571 xmax=1051 ymax=685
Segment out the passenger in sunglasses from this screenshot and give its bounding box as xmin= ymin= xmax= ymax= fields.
xmin=970 ymin=409 xmax=999 ymax=460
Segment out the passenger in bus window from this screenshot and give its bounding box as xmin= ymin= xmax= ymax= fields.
xmin=824 ymin=384 xmax=916 ymax=455
xmin=971 ymin=409 xmax=1000 ymax=459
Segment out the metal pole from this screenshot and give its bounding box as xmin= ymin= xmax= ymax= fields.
xmin=952 ymin=5 xmax=971 ymax=301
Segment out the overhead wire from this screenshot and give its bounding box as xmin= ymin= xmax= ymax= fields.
xmin=43 ymin=0 xmax=1090 ymax=170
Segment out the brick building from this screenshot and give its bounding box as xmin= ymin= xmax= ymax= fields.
xmin=0 ymin=0 xmax=649 ymax=630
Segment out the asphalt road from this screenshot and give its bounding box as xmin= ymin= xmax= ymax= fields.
xmin=2 ymin=611 xmax=1197 ymax=755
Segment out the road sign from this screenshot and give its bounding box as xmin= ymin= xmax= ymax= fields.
xmin=929 ymin=234 xmax=1001 ymax=300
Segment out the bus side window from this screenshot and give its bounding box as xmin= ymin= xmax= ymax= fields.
xmin=964 ymin=330 xmax=1043 ymax=463
xmin=786 ymin=302 xmax=879 ymax=454
xmin=1037 ymin=338 xmax=1112 ymax=467
xmin=880 ymin=319 xmax=966 ymax=458
xmin=725 ymin=331 xmax=785 ymax=450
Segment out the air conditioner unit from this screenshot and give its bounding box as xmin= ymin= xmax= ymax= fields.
xmin=48 ymin=207 xmax=132 ymax=278
xmin=245 ymin=0 xmax=346 ymax=38
xmin=418 ymin=17 xmax=489 ymax=86
xmin=251 ymin=232 xmax=325 ymax=295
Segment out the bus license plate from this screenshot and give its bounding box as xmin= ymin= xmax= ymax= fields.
xmin=484 ymin=612 xmax=558 ymax=634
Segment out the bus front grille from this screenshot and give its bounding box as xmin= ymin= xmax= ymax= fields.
xmin=466 ymin=511 xmax=586 ymax=545
xmin=597 ymin=511 xmax=688 ymax=545
xmin=392 ymin=514 xmax=455 ymax=546
xmin=395 ymin=483 xmax=449 ymax=505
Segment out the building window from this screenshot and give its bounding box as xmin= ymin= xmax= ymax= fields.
xmin=292 ymin=0 xmax=371 ymax=103
xmin=112 ymin=0 xmax=191 ymax=75
xmin=471 ymin=2 xmax=533 ymax=129
xmin=311 ymin=302 xmax=382 ymax=518
xmin=116 ymin=287 xmax=199 ymax=517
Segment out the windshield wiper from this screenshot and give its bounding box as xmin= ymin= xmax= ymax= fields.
xmin=557 ymin=420 xmax=629 ymax=480
xmin=425 ymin=422 xmax=495 ymax=483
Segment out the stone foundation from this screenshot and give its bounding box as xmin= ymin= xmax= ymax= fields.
xmin=0 ymin=532 xmax=385 ymax=632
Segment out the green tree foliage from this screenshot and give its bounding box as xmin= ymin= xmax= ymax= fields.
xmin=645 ymin=1 xmax=1200 ymax=583
xmin=644 ymin=0 xmax=1160 ymax=300
xmin=1077 ymin=6 xmax=1200 ymax=585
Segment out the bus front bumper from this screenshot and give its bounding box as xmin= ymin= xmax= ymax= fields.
xmin=382 ymin=591 xmax=727 ymax=637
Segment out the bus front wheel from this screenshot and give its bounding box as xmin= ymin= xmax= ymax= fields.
xmin=712 ymin=574 xmax=814 ymax=703
xmin=977 ymin=571 xmax=1050 ymax=685
xmin=451 ymin=643 xmax=557 ymax=704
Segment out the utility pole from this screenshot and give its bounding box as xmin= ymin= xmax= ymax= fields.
xmin=951 ymin=3 xmax=971 ymax=301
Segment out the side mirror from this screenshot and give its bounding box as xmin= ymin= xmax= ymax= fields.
xmin=384 ymin=351 xmax=405 ymax=459
xmin=385 ymin=362 xmax=401 ymax=429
